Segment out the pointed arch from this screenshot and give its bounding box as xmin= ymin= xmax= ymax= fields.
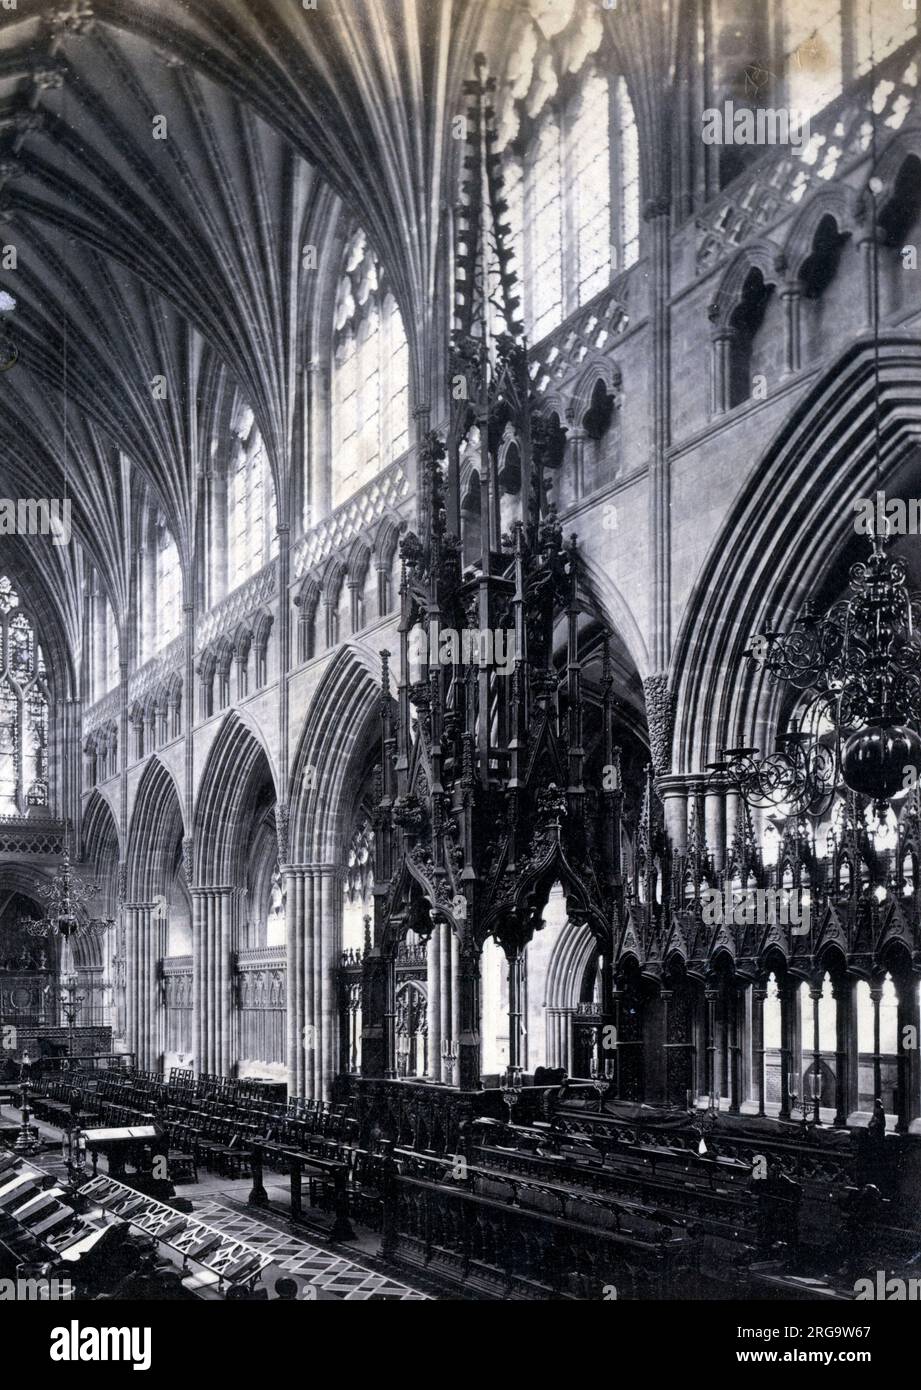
xmin=126 ymin=757 xmax=185 ymax=901
xmin=82 ymin=787 xmax=122 ymax=872
xmin=783 ymin=186 xmax=856 ymax=277
xmin=289 ymin=645 xmax=383 ymax=865
xmin=193 ymin=710 xmax=279 ymax=885
xmin=545 ymin=916 xmax=598 ymax=1011
xmin=670 ymin=338 xmax=921 ymax=774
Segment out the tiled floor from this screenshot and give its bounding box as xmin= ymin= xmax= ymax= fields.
xmin=193 ymin=1199 xmax=428 ymax=1300
xmin=1 ymin=1104 xmax=428 ymax=1301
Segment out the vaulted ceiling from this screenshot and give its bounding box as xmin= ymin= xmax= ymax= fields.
xmin=0 ymin=0 xmax=677 ymax=670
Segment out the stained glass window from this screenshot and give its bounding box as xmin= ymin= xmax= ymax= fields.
xmin=0 ymin=577 xmax=50 ymax=814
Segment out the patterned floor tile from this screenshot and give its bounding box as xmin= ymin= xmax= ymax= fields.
xmin=193 ymin=1198 xmax=429 ymax=1300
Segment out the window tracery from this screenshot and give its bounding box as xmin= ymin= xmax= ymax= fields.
xmin=331 ymin=230 xmax=409 ymax=508
xmin=500 ymin=56 xmax=639 ymax=343
xmin=156 ymin=520 xmax=182 ymax=652
xmin=0 ymin=577 xmax=49 ymax=815
xmin=230 ymin=406 xmax=278 ymax=589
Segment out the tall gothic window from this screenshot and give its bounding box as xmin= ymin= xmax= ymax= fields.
xmin=784 ymin=1 xmax=843 ymax=117
xmin=527 ymin=114 xmax=564 ymax=340
xmin=508 ymin=63 xmax=640 ymax=343
xmin=854 ymin=0 xmax=916 ymax=75
xmin=156 ymin=522 xmax=182 ymax=652
xmin=105 ymin=600 xmax=120 ymax=693
xmin=331 ymin=230 xmax=409 ymax=509
xmin=230 ymin=408 xmax=278 ymax=589
xmin=782 ymin=1 xmax=916 ymax=120
xmin=0 ymin=576 xmax=50 ymax=814
xmin=615 ymin=76 xmax=640 ymax=269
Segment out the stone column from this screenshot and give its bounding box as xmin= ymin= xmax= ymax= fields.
xmin=507 ymin=948 xmax=524 ymax=1076
xmin=845 ymin=976 xmax=860 ymax=1119
xmin=709 ymin=326 xmax=733 ymax=415
xmin=425 ymin=923 xmax=443 ymax=1081
xmin=779 ymin=977 xmax=794 ymax=1120
xmin=752 ymin=985 xmax=766 ymax=1115
xmin=646 ymin=197 xmax=672 ymax=672
xmin=457 ymin=939 xmax=481 ymax=1092
xmin=725 ymin=788 xmax=741 ymax=867
xmin=347 ymin=577 xmax=361 ymax=635
xmin=440 ymin=922 xmax=453 ymax=1075
xmin=870 ymin=981 xmax=883 ymax=1107
xmin=705 ymin=988 xmax=719 ymax=1103
xmin=896 ymin=976 xmax=920 ymax=1133
xmin=780 ymin=282 xmax=802 ymax=376
xmin=284 ymin=868 xmax=307 ymax=1097
xmin=375 ymin=560 xmax=390 ymax=621
xmin=660 ymin=989 xmax=673 ymax=1106
xmin=728 ymin=983 xmax=743 ymax=1113
xmin=567 ymin=422 xmax=586 ymax=502
xmin=809 ymin=985 xmax=823 ymax=1121
xmin=196 ymin=888 xmax=237 ymax=1076
xmin=561 ymin=1008 xmax=573 ymax=1074
xmin=858 ymin=228 xmax=879 ymax=333
xmin=124 ymin=903 xmax=158 ymax=1072
xmin=832 ymin=976 xmax=850 ymax=1127
xmin=284 ymin=865 xmax=341 ymax=1099
xmin=657 ymin=775 xmax=689 ymax=855
xmin=545 ymin=1008 xmax=558 ymax=1069
xmin=704 ymin=780 xmax=727 ymax=872
xmin=315 ymin=870 xmax=341 ymax=1095
xmin=450 ymin=929 xmax=461 ymax=1085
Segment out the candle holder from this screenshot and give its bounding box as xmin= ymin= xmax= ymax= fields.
xmin=62 ymin=1127 xmax=87 ymax=1184
xmin=502 ymin=1066 xmax=523 ymax=1123
xmin=441 ymin=1038 xmax=458 ymax=1085
xmin=14 ymin=1053 xmax=41 ymax=1156
xmin=695 ymin=1103 xmax=719 ymax=1156
xmin=58 ymin=975 xmax=86 ymax=1059
xmin=787 ymin=1075 xmax=813 ymax=1137
xmin=809 ymin=1067 xmax=823 ymax=1126
xmin=588 ymin=1057 xmax=606 ymax=1111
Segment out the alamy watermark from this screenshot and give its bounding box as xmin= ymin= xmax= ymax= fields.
xmin=854 ymin=1271 xmax=921 ymax=1300
xmin=50 ymin=1320 xmax=151 ymax=1371
xmin=407 ymin=623 xmax=516 ymax=676
xmin=700 ymin=886 xmax=810 ymax=935
xmin=701 ymin=101 xmax=810 ymax=155
xmin=0 ymin=498 xmax=71 ymax=546
xmin=0 ymin=1276 xmax=73 ymax=1301
xmin=854 ymin=489 xmax=921 ymax=536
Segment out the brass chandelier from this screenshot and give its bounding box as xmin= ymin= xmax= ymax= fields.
xmin=18 ymin=847 xmax=115 ymax=940
xmin=716 ymin=539 xmax=921 ymax=820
